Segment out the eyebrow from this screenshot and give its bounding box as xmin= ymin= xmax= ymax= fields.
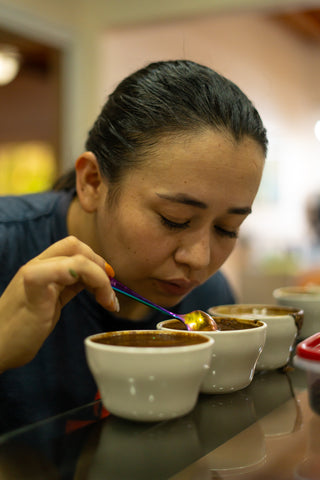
xmin=157 ymin=193 xmax=252 ymax=215
xmin=157 ymin=193 xmax=207 ymax=209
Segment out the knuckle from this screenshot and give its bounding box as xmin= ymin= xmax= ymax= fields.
xmin=65 ymin=235 xmax=82 ymax=251
xmin=72 ymin=253 xmax=88 ymax=268
xmin=19 ymin=263 xmax=34 ymax=284
xmin=64 ymin=236 xmax=95 ymax=260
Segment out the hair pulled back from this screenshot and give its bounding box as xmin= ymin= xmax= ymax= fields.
xmin=54 ymin=60 xmax=267 ymax=190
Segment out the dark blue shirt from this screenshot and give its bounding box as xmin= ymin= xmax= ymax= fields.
xmin=0 ymin=190 xmax=235 ymax=433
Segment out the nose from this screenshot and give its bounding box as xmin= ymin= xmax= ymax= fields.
xmin=174 ymin=231 xmax=211 ymax=271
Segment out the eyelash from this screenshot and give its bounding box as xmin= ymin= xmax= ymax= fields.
xmin=160 ymin=216 xmax=190 ymax=230
xmin=215 ymin=226 xmax=239 ymax=239
xmin=160 ymin=215 xmax=238 ymax=238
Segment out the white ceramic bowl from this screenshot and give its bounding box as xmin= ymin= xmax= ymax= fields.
xmin=157 ymin=317 xmax=266 ymax=394
xmin=273 ymin=286 xmax=320 ymax=339
xmin=209 ymin=304 xmax=303 ymax=371
xmin=84 ymin=330 xmax=214 ymax=422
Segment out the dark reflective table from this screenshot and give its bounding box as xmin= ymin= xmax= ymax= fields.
xmin=0 ymin=366 xmax=318 ymax=480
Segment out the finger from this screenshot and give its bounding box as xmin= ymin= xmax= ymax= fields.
xmin=36 ymin=236 xmax=106 ymax=271
xmin=23 ymin=255 xmax=119 ymax=311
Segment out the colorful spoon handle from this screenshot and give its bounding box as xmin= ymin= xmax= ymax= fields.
xmin=110 ymin=278 xmax=187 ymax=325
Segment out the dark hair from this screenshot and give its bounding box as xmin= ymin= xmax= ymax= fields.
xmin=53 ymin=59 xmax=267 ymax=190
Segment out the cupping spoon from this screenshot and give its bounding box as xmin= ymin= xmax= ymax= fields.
xmin=105 ymin=263 xmax=217 ymax=332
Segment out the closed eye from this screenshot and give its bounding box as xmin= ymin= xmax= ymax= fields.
xmin=215 ymin=225 xmax=239 ymax=239
xmin=160 ymin=215 xmax=191 ymax=231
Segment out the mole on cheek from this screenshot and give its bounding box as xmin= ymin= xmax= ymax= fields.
xmin=127 ymin=246 xmax=137 ymax=255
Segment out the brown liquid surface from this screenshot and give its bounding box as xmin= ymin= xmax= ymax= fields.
xmin=213 ymin=306 xmax=297 ymax=316
xmin=92 ymin=331 xmax=208 ymax=347
xmin=279 ymin=287 xmax=320 ymax=295
xmin=215 ymin=317 xmax=262 ymax=330
xmin=163 ymin=317 xmax=263 ymax=331
xmin=211 ymin=305 xmax=304 ymax=332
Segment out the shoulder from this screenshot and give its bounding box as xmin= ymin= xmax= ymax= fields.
xmin=0 ymin=191 xmax=66 ymax=223
xmin=0 ymin=191 xmax=73 ymax=285
xmin=177 ymin=271 xmax=236 ymax=313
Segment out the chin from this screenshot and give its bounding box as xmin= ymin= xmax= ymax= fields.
xmin=155 ymin=292 xmax=187 ymax=309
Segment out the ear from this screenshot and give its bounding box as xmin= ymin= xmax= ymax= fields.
xmin=75 ymin=152 xmax=106 ymax=212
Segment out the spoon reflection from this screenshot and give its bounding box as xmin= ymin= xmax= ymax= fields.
xmin=182 ymin=310 xmax=218 ymax=331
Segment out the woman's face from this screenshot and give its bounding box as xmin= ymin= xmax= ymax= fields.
xmin=93 ymin=130 xmax=265 ymax=309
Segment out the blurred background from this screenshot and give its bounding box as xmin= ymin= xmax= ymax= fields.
xmin=1 ymin=0 xmax=320 ymax=302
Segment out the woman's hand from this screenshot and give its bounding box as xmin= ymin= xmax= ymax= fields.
xmin=0 ymin=236 xmax=118 ymax=372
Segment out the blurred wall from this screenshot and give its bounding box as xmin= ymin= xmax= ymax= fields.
xmin=1 ymin=0 xmax=320 ymax=301
xmin=0 ymin=0 xmax=314 ymax=166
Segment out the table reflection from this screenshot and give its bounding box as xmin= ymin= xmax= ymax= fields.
xmin=0 ymin=441 xmax=60 ymax=479
xmin=294 ymin=414 xmax=320 ymax=480
xmin=0 ymin=369 xmax=309 ymax=480
xmin=249 ymin=370 xmax=302 ymax=436
xmin=193 ymin=389 xmax=257 ymax=450
xmin=78 ymin=414 xmax=201 ymax=480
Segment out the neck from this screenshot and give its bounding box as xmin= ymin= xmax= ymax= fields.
xmin=67 ymin=197 xmax=99 ymax=252
xmin=112 ymin=295 xmax=153 ymax=321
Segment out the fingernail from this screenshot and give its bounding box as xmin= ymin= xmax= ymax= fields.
xmin=114 ymin=295 xmax=120 ymax=312
xmin=105 ymin=262 xmax=115 ymax=278
xmin=109 ymin=291 xmax=120 ymax=312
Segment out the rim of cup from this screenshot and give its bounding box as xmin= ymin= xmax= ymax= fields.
xmin=209 ymin=304 xmax=303 ymax=317
xmin=273 ymin=286 xmax=320 ymax=300
xmin=157 ymin=318 xmax=266 ymax=335
xmin=85 ymin=329 xmax=214 ymax=353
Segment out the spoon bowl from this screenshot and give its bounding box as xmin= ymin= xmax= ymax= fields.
xmin=181 ymin=310 xmax=218 ymax=331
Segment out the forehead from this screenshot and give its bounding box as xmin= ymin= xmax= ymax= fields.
xmin=127 ymin=130 xmax=265 ymax=194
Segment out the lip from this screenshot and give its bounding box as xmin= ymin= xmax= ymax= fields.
xmin=155 ymin=278 xmax=199 ymax=296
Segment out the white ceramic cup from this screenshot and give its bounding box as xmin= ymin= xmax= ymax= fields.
xmin=209 ymin=304 xmax=303 ymax=371
xmin=84 ymin=329 xmax=214 ymax=422
xmin=273 ymin=286 xmax=320 ymax=339
xmin=157 ymin=317 xmax=266 ymax=394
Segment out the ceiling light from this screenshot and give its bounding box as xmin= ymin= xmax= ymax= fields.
xmin=0 ymin=45 xmax=21 ymax=86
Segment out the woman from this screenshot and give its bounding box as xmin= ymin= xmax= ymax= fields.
xmin=0 ymin=60 xmax=267 ymax=431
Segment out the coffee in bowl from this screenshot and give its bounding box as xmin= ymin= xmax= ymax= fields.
xmin=85 ymin=330 xmax=214 ymax=422
xmin=273 ymin=286 xmax=320 ymax=338
xmin=161 ymin=317 xmax=262 ymax=331
xmin=209 ymin=304 xmax=303 ymax=371
xmin=91 ymin=330 xmax=208 ymax=347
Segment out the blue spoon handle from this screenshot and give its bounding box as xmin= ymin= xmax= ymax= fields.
xmin=110 ymin=278 xmax=187 ymax=326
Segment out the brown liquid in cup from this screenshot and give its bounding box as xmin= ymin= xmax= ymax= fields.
xmin=92 ymin=331 xmax=208 ymax=347
xmin=215 ymin=306 xmax=297 ymax=316
xmin=211 ymin=305 xmax=304 ymax=332
xmin=278 ymin=287 xmax=320 ymax=295
xmin=163 ymin=317 xmax=263 ymax=331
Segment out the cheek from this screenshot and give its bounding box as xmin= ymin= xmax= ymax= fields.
xmin=114 ymin=212 xmax=173 ymax=262
xmin=211 ymin=239 xmax=237 ymax=271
